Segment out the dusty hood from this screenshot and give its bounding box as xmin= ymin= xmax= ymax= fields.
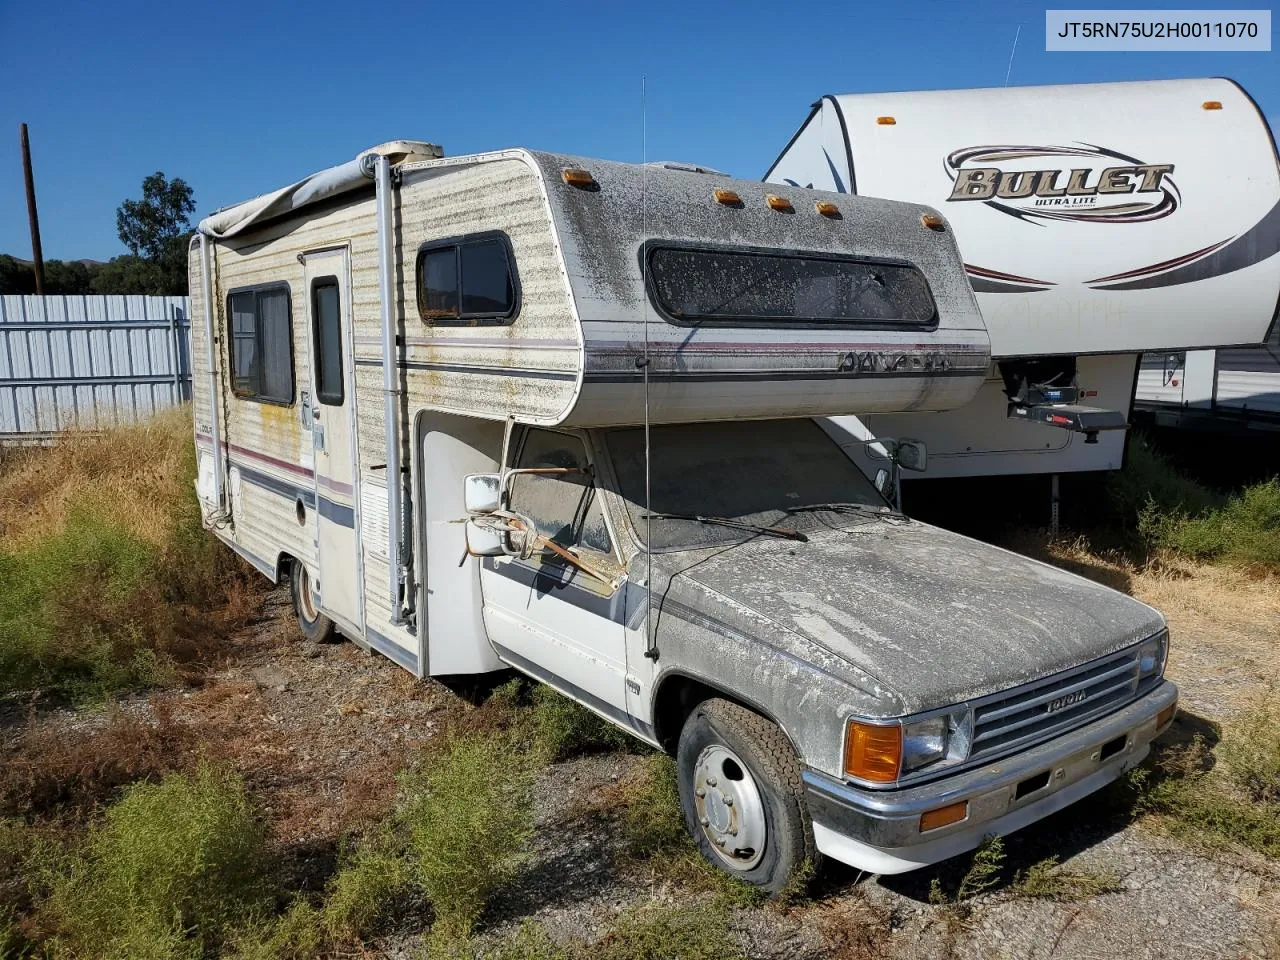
xmin=658 ymin=520 xmax=1165 ymax=715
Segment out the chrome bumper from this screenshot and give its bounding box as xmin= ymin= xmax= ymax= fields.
xmin=804 ymin=680 xmax=1177 ymax=872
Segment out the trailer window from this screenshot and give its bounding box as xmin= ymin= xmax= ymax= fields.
xmin=508 ymin=429 xmax=612 ymax=556
xmin=311 ymin=278 xmax=344 ymax=406
xmin=228 ymin=284 xmax=294 ymax=404
xmin=416 ymin=233 xmax=518 ymax=325
xmin=647 ymin=247 xmax=937 ymax=328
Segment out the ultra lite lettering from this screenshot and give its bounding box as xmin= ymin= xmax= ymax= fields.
xmin=949 ymin=163 xmax=1175 ymax=202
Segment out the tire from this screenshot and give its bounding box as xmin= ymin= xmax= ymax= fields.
xmin=289 ymin=560 xmax=337 ymax=643
xmin=676 ymin=697 xmax=815 ymax=894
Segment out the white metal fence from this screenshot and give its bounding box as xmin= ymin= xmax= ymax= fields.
xmin=0 ymin=295 xmax=192 ymax=442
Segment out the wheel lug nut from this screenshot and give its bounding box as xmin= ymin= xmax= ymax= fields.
xmin=700 ymin=816 xmax=709 ymax=826
xmin=715 ymin=837 xmax=726 ymax=846
xmin=723 ymin=797 xmax=733 ymax=807
xmin=706 ymin=777 xmax=717 ymax=787
xmin=695 ymin=788 xmax=705 ymax=798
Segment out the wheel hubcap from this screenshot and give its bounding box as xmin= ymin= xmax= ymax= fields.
xmin=298 ymin=567 xmax=319 ymax=623
xmin=693 ymin=744 xmax=766 ymax=870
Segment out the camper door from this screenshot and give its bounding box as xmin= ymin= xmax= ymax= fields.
xmin=301 ymin=248 xmax=362 ymax=634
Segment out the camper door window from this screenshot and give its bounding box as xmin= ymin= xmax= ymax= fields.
xmin=645 ymin=246 xmax=937 ymax=330
xmin=227 ymin=284 xmax=295 ymax=404
xmin=416 ymin=232 xmax=519 ymax=325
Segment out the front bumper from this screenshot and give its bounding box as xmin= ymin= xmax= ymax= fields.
xmin=805 ymin=679 xmax=1178 ymax=874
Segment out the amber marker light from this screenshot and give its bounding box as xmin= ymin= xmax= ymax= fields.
xmin=1202 ymin=100 xmax=1223 ymax=110
xmin=714 ymin=188 xmax=742 ymax=206
xmin=815 ymin=200 xmax=841 ymax=217
xmin=765 ymin=194 xmax=793 ymax=212
xmin=562 ymin=168 xmax=595 ymax=187
xmin=845 ymin=721 xmax=902 ymax=783
xmin=1157 ymin=701 xmax=1178 ymax=730
xmin=921 ymin=212 xmax=945 ymax=231
xmin=920 ymin=801 xmax=968 ymax=833
xmin=876 ymin=116 xmax=897 ymax=125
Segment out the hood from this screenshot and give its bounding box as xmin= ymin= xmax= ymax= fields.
xmin=656 ymin=520 xmax=1165 ymax=715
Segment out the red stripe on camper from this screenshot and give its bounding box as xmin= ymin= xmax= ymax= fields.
xmin=195 ymin=434 xmax=314 ymax=480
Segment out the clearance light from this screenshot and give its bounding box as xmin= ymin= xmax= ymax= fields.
xmin=765 ymin=194 xmax=794 ymax=212
xmin=714 ymin=188 xmax=742 ymax=206
xmin=920 ymin=801 xmax=968 ymax=833
xmin=562 ymin=168 xmax=595 ymax=188
xmin=921 ymin=212 xmax=945 ymax=231
xmin=815 ymin=200 xmax=841 ymax=217
xmin=1157 ymin=701 xmax=1178 ymax=730
xmin=876 ymin=116 xmax=897 ymax=125
xmin=845 ymin=721 xmax=901 ymax=783
xmin=1202 ymin=100 xmax=1223 ymax=110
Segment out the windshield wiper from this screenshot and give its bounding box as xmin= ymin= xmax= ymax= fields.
xmin=641 ymin=512 xmax=808 ymax=542
xmin=785 ymin=502 xmax=909 ymax=522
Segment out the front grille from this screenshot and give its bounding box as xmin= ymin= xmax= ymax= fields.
xmin=969 ymin=646 xmax=1150 ymax=762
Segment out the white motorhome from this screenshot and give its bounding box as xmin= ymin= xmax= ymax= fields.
xmin=191 ymin=144 xmax=1177 ymax=890
xmin=766 ymin=78 xmax=1280 ymax=480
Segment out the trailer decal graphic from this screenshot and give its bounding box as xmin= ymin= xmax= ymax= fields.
xmin=944 ymin=143 xmax=1179 ymax=225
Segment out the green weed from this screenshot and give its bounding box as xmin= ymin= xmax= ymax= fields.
xmin=419 ymin=919 xmax=571 ymax=960
xmin=398 ymin=733 xmax=539 ymax=938
xmin=322 ymin=830 xmax=413 ymax=941
xmin=592 ymin=903 xmax=743 ymax=960
xmin=1010 ymin=856 xmax=1122 ymax=900
xmin=528 ymin=684 xmax=634 ymax=761
xmin=40 ymin=763 xmax=268 ymax=959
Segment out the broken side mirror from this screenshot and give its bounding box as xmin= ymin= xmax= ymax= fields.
xmin=464 ymin=519 xmax=505 ymax=557
xmin=464 ymin=473 xmax=501 ymax=514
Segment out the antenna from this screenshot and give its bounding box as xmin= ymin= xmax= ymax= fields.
xmin=1004 ymin=24 xmax=1021 ymax=86
xmin=640 ymin=75 xmax=658 ymax=661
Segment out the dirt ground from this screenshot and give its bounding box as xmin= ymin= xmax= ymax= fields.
xmin=5 ymin=548 xmax=1279 ymax=959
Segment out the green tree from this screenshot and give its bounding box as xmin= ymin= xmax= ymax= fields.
xmin=113 ymin=172 xmax=196 ymax=295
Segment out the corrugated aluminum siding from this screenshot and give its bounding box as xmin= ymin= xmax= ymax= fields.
xmin=0 ymin=295 xmax=191 ymax=441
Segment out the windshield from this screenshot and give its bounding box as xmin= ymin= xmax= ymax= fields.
xmin=605 ymin=419 xmax=887 ymax=550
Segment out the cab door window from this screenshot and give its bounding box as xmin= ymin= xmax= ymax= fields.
xmin=507 ymin=430 xmax=612 ymax=557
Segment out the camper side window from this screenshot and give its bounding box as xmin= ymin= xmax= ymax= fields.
xmin=416 ymin=233 xmax=519 ymax=325
xmin=227 ymin=284 xmax=295 ymax=404
xmin=507 ymin=429 xmax=613 ymax=558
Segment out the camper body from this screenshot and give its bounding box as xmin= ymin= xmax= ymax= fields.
xmin=191 ymin=146 xmax=1175 ymax=888
xmin=766 ymin=78 xmax=1280 ymax=478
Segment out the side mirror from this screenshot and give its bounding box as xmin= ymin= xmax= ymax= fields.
xmin=464 ymin=518 xmax=505 ymax=557
xmin=464 ymin=473 xmax=501 ymax=514
xmin=895 ymin=439 xmax=927 ymax=473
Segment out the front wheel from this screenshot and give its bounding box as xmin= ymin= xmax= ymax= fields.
xmin=289 ymin=560 xmax=336 ymax=643
xmin=676 ymin=698 xmax=815 ymax=893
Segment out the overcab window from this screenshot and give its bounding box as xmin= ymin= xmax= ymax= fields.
xmin=228 ymin=284 xmax=294 ymax=404
xmin=416 ymin=233 xmax=518 ymax=324
xmin=647 ymin=246 xmax=938 ymax=329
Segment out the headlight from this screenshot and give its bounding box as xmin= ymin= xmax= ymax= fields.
xmin=1137 ymin=630 xmax=1169 ymax=680
xmin=845 ymin=708 xmax=973 ymax=783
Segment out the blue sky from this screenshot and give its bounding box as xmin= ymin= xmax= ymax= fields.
xmin=1 ymin=0 xmax=1275 ymax=261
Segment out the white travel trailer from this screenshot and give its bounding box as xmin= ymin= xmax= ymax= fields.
xmin=766 ymin=78 xmax=1280 ymax=479
xmin=1135 ymin=320 xmax=1280 ymax=433
xmin=191 ymin=144 xmax=1177 ymax=890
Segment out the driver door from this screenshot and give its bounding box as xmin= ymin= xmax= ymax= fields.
xmin=477 ymin=428 xmax=629 ymax=715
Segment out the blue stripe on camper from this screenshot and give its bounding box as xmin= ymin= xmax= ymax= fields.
xmin=366 ymin=626 xmax=420 ymax=673
xmin=481 ymin=557 xmax=648 ymax=628
xmin=491 ymin=640 xmax=656 ymax=742
xmin=236 ymin=464 xmax=316 ymax=509
xmin=317 ymin=496 xmax=356 ymax=529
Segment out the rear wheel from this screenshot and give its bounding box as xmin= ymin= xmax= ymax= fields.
xmin=289 ymin=560 xmax=336 ymax=643
xmin=676 ymin=698 xmax=815 ymax=893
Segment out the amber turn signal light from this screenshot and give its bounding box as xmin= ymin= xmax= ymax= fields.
xmin=921 ymin=212 xmax=945 ymax=231
xmin=1202 ymin=100 xmax=1223 ymax=110
xmin=815 ymin=200 xmax=841 ymax=217
xmin=765 ymin=194 xmax=793 ymax=212
xmin=714 ymin=188 xmax=742 ymax=206
xmin=562 ymin=168 xmax=595 ymax=187
xmin=1157 ymin=701 xmax=1177 ymax=730
xmin=920 ymin=801 xmax=968 ymax=833
xmin=845 ymin=721 xmax=901 ymax=782
xmin=876 ymin=116 xmax=897 ymax=125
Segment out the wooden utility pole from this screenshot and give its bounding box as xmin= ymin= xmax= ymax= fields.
xmin=19 ymin=123 xmax=45 ymax=295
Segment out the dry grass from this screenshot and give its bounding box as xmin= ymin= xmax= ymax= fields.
xmin=0 ymin=408 xmax=196 ymax=551
xmin=0 ymin=701 xmax=201 ymax=818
